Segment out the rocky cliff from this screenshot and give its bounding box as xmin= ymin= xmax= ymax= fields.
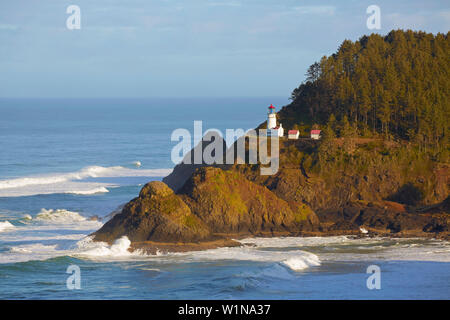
xmin=93 ymin=167 xmax=320 ymax=252
xmin=159 ymin=136 xmax=449 ymax=241
xmin=94 ymin=30 xmax=450 ymax=249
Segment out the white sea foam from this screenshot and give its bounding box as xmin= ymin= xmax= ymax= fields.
xmin=72 ymin=236 xmax=323 ymax=271
xmin=0 ymin=221 xmax=15 ymax=232
xmin=0 ymin=207 xmax=104 ymax=262
xmin=0 ymin=166 xmax=171 ymax=189
xmin=147 ymin=244 xmax=322 ymax=272
xmin=0 ymin=166 xmax=172 ymax=197
xmin=1 ymin=224 xmax=449 ymax=265
xmin=239 ymin=236 xmax=450 ymax=263
xmin=133 ymin=161 xmax=142 ymax=167
xmin=73 ymin=236 xmax=145 ymax=260
xmin=0 ymin=210 xmax=103 ymax=263
xmin=69 ymin=235 xmax=322 ymax=271
xmin=282 ymin=255 xmax=321 ymax=271
xmin=64 ymin=187 xmax=110 ymax=195
xmin=0 ymin=165 xmax=172 ymax=197
xmin=34 ymin=208 xmax=87 ymax=223
xmin=238 ymin=236 xmax=350 ymax=248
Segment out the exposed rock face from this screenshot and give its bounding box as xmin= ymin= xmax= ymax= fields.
xmin=93 ymin=168 xmax=320 ymax=247
xmin=179 ymin=167 xmax=319 ymax=235
xmin=93 ymin=181 xmax=211 ymax=243
xmin=165 ymin=138 xmax=448 ymax=216
xmin=159 ymin=137 xmax=449 ymax=240
xmin=94 ymin=135 xmax=449 ymax=249
xmin=163 ymin=131 xmax=228 ymax=192
xmin=316 ymin=200 xmax=449 ymax=238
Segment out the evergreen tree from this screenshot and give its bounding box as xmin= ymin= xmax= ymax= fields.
xmin=282 ymin=29 xmax=448 ymax=156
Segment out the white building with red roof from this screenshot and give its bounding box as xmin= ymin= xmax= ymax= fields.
xmin=288 ymin=130 xmax=299 ymax=139
xmin=310 ymin=129 xmax=321 ymax=140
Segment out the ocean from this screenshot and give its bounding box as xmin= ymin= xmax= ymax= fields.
xmin=0 ymin=98 xmax=449 ymax=299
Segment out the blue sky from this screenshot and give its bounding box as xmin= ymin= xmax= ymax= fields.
xmin=0 ymin=0 xmax=448 ymax=98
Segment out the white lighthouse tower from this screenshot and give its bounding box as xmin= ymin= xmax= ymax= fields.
xmin=266 ymin=104 xmax=284 ymax=137
xmin=267 ymin=104 xmax=277 ymax=129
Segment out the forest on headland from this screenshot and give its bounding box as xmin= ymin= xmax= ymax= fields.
xmin=278 ymin=30 xmax=449 ymax=161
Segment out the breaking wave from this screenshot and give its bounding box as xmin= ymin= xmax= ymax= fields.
xmin=178 ymin=245 xmax=321 ymax=272
xmin=0 ymin=221 xmax=15 ymax=233
xmin=0 ymin=165 xmax=172 ymax=197
xmin=73 ymin=236 xmax=145 ymax=259
xmin=34 ymin=208 xmax=88 ymax=223
xmin=1 ymin=230 xmax=449 ymax=266
xmin=71 ymin=236 xmax=321 ymax=271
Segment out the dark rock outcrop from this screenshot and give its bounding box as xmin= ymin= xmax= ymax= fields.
xmin=163 ymin=131 xmax=228 ymax=192
xmin=93 ymin=168 xmax=320 ymax=250
xmin=179 ymin=167 xmax=319 ymax=235
xmin=93 ymin=181 xmax=211 ymax=243
xmin=316 ymin=200 xmax=449 ymax=238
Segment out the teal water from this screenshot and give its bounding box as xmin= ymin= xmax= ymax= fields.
xmin=0 ymin=98 xmax=449 ymax=299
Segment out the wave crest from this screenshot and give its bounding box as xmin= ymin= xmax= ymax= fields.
xmin=74 ymin=236 xmax=146 ymax=259
xmin=0 ymin=165 xmax=172 ymax=197
xmin=0 ymin=221 xmax=15 ymax=233
xmin=35 ymin=208 xmax=87 ymax=223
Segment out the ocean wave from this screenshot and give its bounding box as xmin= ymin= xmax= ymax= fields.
xmin=2 ymin=243 xmax=62 ymax=264
xmin=282 ymin=256 xmax=321 ymax=271
xmin=238 ymin=236 xmax=350 ymax=248
xmin=1 ymin=232 xmax=449 ymax=265
xmin=34 ymin=208 xmax=87 ymax=223
xmin=0 ymin=165 xmax=172 ymax=197
xmin=73 ymin=236 xmax=145 ymax=259
xmin=64 ymin=187 xmax=110 ymax=195
xmin=142 ymin=243 xmax=322 ymax=272
xmin=240 ymin=236 xmax=450 ymax=263
xmin=70 ymin=235 xmax=322 ymax=271
xmin=0 ymin=221 xmax=15 ymax=233
xmin=0 ymin=208 xmax=102 ymax=242
xmin=132 ymin=161 xmax=142 ymax=167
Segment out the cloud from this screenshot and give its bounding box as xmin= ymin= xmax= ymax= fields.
xmin=293 ymin=5 xmax=336 ymax=16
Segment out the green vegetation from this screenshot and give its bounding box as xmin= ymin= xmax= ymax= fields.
xmin=293 ymin=203 xmax=314 ymax=223
xmin=254 ymin=30 xmax=450 ymax=208
xmin=280 ymin=30 xmax=449 ymax=160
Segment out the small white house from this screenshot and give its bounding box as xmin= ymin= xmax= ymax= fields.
xmin=268 ymin=125 xmax=284 ymax=137
xmin=310 ymin=129 xmax=321 ymax=140
xmin=288 ymin=130 xmax=299 ymax=139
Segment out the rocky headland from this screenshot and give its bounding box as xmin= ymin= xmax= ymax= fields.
xmin=92 ymin=135 xmax=449 ymax=253
xmin=92 ymin=30 xmax=449 ymax=252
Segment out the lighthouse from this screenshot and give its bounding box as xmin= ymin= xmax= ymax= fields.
xmin=266 ymin=104 xmax=284 ymax=137
xmin=267 ymin=104 xmax=277 ymax=129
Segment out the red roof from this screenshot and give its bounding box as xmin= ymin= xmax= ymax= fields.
xmin=288 ymin=130 xmax=299 ymax=134
xmin=311 ymin=130 xmax=321 ymax=134
xmin=268 ymin=104 xmax=275 ymax=109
